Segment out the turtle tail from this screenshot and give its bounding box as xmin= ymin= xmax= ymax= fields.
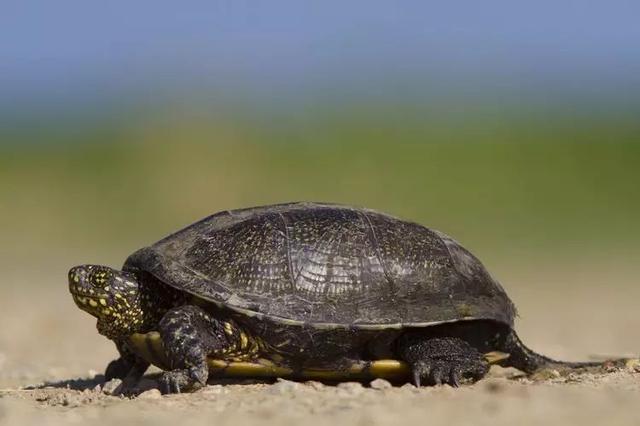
xmin=498 ymin=329 xmax=614 ymax=374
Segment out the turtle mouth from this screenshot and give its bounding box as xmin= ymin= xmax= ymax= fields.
xmin=68 ymin=279 xmax=112 ymax=312
xmin=71 ymin=292 xmax=111 ymax=309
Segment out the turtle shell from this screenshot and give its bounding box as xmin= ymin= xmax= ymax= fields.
xmin=124 ymin=202 xmax=516 ymax=329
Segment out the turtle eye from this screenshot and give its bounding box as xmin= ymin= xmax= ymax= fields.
xmin=87 ymin=266 xmax=113 ymax=288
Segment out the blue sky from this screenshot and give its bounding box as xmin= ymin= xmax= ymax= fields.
xmin=1 ymin=1 xmax=639 ymax=110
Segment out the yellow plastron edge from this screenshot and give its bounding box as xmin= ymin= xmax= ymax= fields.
xmin=127 ymin=332 xmax=507 ymax=381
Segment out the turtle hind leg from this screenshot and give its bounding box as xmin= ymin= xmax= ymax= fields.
xmin=158 ymin=305 xmax=239 ymax=393
xmin=397 ymin=334 xmax=490 ymax=387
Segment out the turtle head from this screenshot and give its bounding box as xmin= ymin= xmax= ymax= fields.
xmin=68 ymin=265 xmax=145 ymax=338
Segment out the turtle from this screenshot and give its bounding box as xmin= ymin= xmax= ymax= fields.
xmin=68 ymin=202 xmax=627 ymax=394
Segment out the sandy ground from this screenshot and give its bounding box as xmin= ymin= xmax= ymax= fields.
xmin=1 ymin=257 xmax=639 ymax=425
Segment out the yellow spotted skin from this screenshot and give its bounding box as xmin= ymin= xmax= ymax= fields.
xmin=127 ymin=332 xmax=412 ymax=380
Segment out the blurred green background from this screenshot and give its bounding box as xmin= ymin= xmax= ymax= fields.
xmin=2 ymin=103 xmax=639 ymax=281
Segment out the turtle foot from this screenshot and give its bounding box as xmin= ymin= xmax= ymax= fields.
xmin=400 ymin=336 xmax=490 ymax=387
xmin=159 ymin=369 xmax=206 ymax=394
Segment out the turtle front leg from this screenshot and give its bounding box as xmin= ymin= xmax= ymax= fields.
xmin=397 ymin=335 xmax=489 ymax=387
xmin=105 ymin=340 xmax=150 ymax=392
xmin=158 ymin=305 xmax=236 ymax=394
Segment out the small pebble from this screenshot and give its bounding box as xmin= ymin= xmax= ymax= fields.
xmin=102 ymin=378 xmax=123 ymax=395
xmin=269 ymin=379 xmax=300 ymax=394
xmin=62 ymin=394 xmax=81 ymax=408
xmin=625 ymin=358 xmax=640 ymax=373
xmin=602 ymin=360 xmax=618 ymax=373
xmin=530 ymin=368 xmax=561 ymax=381
xmin=399 ymin=383 xmax=421 ymax=393
xmin=369 ymin=378 xmax=392 ymax=390
xmin=137 ymin=389 xmax=162 ymax=400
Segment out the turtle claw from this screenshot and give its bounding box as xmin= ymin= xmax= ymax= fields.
xmin=411 ymin=360 xmax=432 ymax=387
xmin=159 ymin=371 xmax=185 ymax=394
xmin=429 ymin=365 xmax=446 ymax=385
xmin=412 ymin=370 xmax=421 ymax=387
xmin=159 ymin=369 xmax=206 ymax=394
xmin=411 ymin=360 xmax=481 ymax=387
xmin=449 ymin=367 xmax=462 ymax=388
